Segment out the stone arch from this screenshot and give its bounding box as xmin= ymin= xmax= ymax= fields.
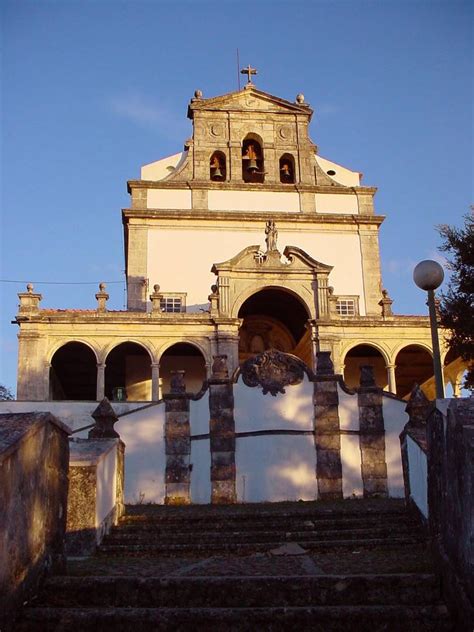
xmin=395 ymin=344 xmax=434 ymax=399
xmin=209 ymin=150 xmax=226 ymax=181
xmin=242 ymin=133 xmax=264 ymax=183
xmin=50 ymin=341 xmax=98 ymax=401
xmin=159 ymin=342 xmax=207 ymax=396
xmin=232 ymin=283 xmax=313 ymax=321
xmin=47 ymin=338 xmax=99 ymax=365
xmin=279 ymin=153 xmax=296 ymax=183
xmin=237 ymin=287 xmax=311 ymax=366
xmin=102 ymin=338 xmax=155 ymax=365
xmin=342 ymin=343 xmax=389 ymax=390
xmin=105 ymin=341 xmax=153 ymax=402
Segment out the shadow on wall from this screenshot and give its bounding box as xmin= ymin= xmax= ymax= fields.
xmin=115 ymin=403 xmax=166 ymax=504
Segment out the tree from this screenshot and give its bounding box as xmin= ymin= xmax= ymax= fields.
xmin=0 ymin=384 xmax=14 ymax=401
xmin=438 ymin=210 xmax=474 ymax=390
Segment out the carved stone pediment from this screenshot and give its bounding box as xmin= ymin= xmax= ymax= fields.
xmin=188 ymin=86 xmax=312 ymax=119
xmin=212 ymin=245 xmax=333 ymax=274
xmin=240 ymin=349 xmax=307 ymax=396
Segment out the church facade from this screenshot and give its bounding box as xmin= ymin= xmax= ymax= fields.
xmin=14 ymin=75 xmax=464 ymax=404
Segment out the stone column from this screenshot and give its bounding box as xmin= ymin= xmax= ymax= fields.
xmin=307 ymin=320 xmax=319 ymax=373
xmin=164 ymin=371 xmax=191 ymax=505
xmin=386 ymin=364 xmax=397 ymax=394
xmin=151 ymin=363 xmax=160 ymax=401
xmin=358 ymin=366 xmax=388 ymax=497
xmin=43 ymin=361 xmax=51 ymax=400
xmin=313 ymin=351 xmax=343 ymax=500
xmin=96 ymin=363 xmax=105 ymax=401
xmin=208 ymin=355 xmax=236 ymax=504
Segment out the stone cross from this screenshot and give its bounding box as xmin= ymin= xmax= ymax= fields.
xmin=241 ymin=65 xmax=257 ymax=84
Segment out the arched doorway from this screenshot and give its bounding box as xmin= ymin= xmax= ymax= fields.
xmin=50 ymin=342 xmax=97 ymax=401
xmin=395 ymin=345 xmax=433 ymax=398
xmin=160 ymin=343 xmax=206 ymax=396
xmin=343 ymin=344 xmax=388 ymax=390
xmin=238 ymin=288 xmax=310 ymax=366
xmin=105 ymin=342 xmax=152 ymax=402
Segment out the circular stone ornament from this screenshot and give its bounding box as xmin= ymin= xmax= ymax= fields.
xmin=210 ymin=123 xmax=224 ymax=137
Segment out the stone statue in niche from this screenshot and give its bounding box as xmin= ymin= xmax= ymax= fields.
xmin=265 ymin=220 xmax=278 ymax=252
xmin=241 ymin=349 xmax=305 ymax=396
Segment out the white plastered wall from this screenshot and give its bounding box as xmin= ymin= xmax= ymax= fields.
xmin=96 ymin=447 xmax=117 ymax=527
xmin=147 ymin=227 xmax=366 ymax=314
xmin=208 ymin=191 xmax=300 ymax=213
xmin=406 ymin=435 xmax=428 ymax=518
xmin=116 ymin=403 xmax=166 ymax=504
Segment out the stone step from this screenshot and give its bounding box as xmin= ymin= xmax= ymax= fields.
xmin=117 ymin=514 xmax=418 ymax=534
xmin=122 ymin=500 xmax=409 ymax=524
xmin=103 ymin=525 xmax=418 ymax=546
xmin=18 ymin=604 xmax=453 ymax=631
xmin=35 ymin=574 xmax=441 ymax=608
xmin=97 ymin=535 xmax=424 ymax=556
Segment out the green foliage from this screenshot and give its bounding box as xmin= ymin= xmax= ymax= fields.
xmin=0 ymin=384 xmax=14 ymax=401
xmin=438 ymin=210 xmax=474 ymax=390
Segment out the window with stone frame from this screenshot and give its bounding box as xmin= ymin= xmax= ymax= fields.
xmin=336 ymin=297 xmax=359 ymax=317
xmin=160 ymin=293 xmax=186 ymax=313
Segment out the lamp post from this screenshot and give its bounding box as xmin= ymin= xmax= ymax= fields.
xmin=413 ymin=259 xmax=445 ymax=399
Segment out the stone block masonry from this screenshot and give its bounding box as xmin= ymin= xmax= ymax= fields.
xmin=0 ymin=412 xmax=70 ymax=631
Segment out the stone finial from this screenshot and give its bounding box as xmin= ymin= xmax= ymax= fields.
xmin=296 ymin=93 xmax=305 ymax=104
xmin=194 ymin=89 xmax=203 ymax=99
xmin=89 ymin=397 xmax=119 ymax=438
xmin=359 ymin=365 xmax=377 ymax=389
xmin=18 ymin=284 xmax=42 ymax=314
xmin=170 ymin=370 xmax=186 ymax=394
xmin=208 ymin=284 xmax=219 ymax=316
xmin=315 ymin=351 xmax=335 ymax=377
xmin=95 ymin=282 xmax=109 ymax=313
xmin=212 ymin=355 xmax=229 ymax=379
xmin=149 ymin=284 xmax=163 ymax=314
xmin=405 ymin=384 xmax=430 ymax=426
xmin=379 ymin=289 xmax=393 ymax=318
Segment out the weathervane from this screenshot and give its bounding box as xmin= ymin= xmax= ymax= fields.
xmin=240 ymin=64 xmax=257 ymax=85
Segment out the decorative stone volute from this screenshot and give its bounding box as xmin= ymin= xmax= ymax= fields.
xmin=170 ymin=370 xmax=186 ymax=394
xmin=405 ymin=384 xmax=431 ymax=426
xmin=95 ymin=282 xmax=109 ymax=313
xmin=315 ymin=351 xmax=335 ymax=377
xmin=18 ymin=284 xmax=42 ymax=315
xmin=89 ymin=397 xmax=119 ymax=438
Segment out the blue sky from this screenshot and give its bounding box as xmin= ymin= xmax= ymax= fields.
xmin=1 ymin=0 xmax=472 ymax=394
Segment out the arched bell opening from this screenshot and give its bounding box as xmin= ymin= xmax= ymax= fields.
xmin=210 ymin=151 xmax=226 ymax=181
xmin=50 ymin=342 xmax=97 ymax=401
xmin=160 ymin=343 xmax=206 ymax=396
xmin=238 ymin=288 xmax=310 ymax=366
xmin=395 ymin=344 xmax=434 ymax=399
xmin=279 ymin=153 xmax=295 ymax=184
xmin=105 ymin=342 xmax=152 ymax=402
xmin=343 ymin=344 xmax=388 ymax=390
xmin=242 ymin=135 xmax=264 ymax=183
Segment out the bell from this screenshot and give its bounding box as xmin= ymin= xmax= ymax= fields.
xmin=212 ymin=166 xmax=223 ymax=179
xmin=247 ymin=158 xmax=258 ymax=172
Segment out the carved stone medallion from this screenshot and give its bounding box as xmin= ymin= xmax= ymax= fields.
xmin=240 ymin=349 xmax=305 ymax=396
xmin=210 ymin=123 xmax=224 ymax=137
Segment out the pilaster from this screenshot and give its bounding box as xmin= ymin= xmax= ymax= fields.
xmin=164 ymin=371 xmax=191 ymax=504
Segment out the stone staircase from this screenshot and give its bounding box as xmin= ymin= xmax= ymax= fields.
xmin=18 ymin=499 xmax=454 ymax=631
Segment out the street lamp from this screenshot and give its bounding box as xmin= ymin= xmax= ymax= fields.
xmin=413 ymin=260 xmax=445 ymax=399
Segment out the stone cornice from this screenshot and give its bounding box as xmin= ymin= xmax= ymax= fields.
xmin=122 ymin=208 xmax=385 ymax=227
xmin=127 ymin=179 xmax=377 ymax=196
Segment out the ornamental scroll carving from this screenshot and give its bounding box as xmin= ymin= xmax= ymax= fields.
xmin=240 ymin=349 xmax=305 ymax=396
